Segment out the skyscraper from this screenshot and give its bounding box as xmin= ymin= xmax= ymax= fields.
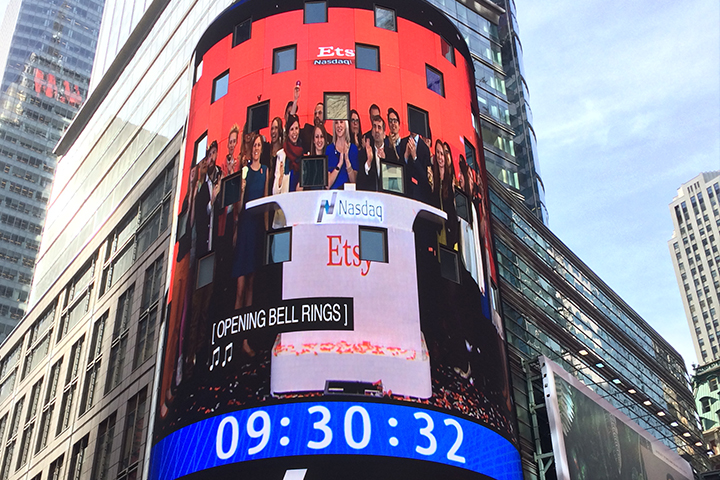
xmin=0 ymin=0 xmax=702 ymax=479
xmin=668 ymin=171 xmax=720 ymax=366
xmin=492 ymin=174 xmax=708 ymax=474
xmin=426 ymin=0 xmax=547 ymax=224
xmin=0 ymin=0 xmax=105 ymax=338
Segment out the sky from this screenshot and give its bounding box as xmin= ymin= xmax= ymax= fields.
xmin=513 ymin=1 xmax=720 ymax=372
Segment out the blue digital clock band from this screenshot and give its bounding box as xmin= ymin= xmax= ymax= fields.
xmin=149 ymin=401 xmax=522 ymax=480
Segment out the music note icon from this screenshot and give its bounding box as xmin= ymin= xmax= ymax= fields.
xmin=222 ymin=343 xmax=233 ymax=367
xmin=210 ymin=346 xmax=220 ymax=371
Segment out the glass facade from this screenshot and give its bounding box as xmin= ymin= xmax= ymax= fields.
xmin=0 ymin=0 xmax=105 ymax=339
xmin=31 ymin=0 xmax=231 ymax=306
xmin=427 ymin=0 xmax=547 ymax=224
xmin=488 ymin=175 xmax=708 ymax=473
xmin=88 ymin=0 xmax=153 ymax=93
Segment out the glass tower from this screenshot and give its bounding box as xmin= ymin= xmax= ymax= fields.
xmin=0 ymin=0 xmax=105 ymax=338
xmin=490 ymin=174 xmax=709 ymax=474
xmin=427 ymin=0 xmax=547 ymax=224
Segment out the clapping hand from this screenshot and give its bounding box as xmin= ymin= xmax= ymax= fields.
xmin=364 ymin=138 xmax=373 ymax=167
xmin=405 ymin=136 xmax=416 ymax=162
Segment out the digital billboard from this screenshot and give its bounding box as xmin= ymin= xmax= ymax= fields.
xmin=540 ymin=356 xmax=693 ymax=480
xmin=150 ymin=1 xmax=520 ymax=478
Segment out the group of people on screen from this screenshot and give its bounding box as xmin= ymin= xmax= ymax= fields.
xmin=173 ymin=86 xmax=489 ymax=375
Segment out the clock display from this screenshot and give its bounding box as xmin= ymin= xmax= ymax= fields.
xmin=149 ymin=401 xmax=521 ymax=480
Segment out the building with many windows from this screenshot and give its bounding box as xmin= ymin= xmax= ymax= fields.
xmin=427 ymin=0 xmax=547 ymax=223
xmin=0 ymin=0 xmax=105 ymax=337
xmin=669 ymin=171 xmax=720 ymax=366
xmin=489 ymin=174 xmax=710 ymax=474
xmin=0 ymin=0 xmax=703 ymax=479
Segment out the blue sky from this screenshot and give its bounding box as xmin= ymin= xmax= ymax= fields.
xmin=514 ymin=1 xmax=720 ymax=372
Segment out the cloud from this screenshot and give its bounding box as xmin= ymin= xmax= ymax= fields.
xmin=514 ymin=0 xmax=720 ymax=370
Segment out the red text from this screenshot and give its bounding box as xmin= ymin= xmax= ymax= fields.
xmin=327 ymin=235 xmax=370 ymax=276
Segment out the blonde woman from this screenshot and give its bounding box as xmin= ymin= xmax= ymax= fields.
xmin=327 ymin=119 xmax=358 ymax=189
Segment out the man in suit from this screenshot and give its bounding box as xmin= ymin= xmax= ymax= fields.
xmin=362 ymin=104 xmax=381 ymax=143
xmin=357 ymin=115 xmax=399 ymax=191
xmin=387 ymin=107 xmax=402 ymax=157
xmin=397 ymin=117 xmax=432 ymax=203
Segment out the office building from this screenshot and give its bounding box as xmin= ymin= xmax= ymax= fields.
xmin=0 ymin=0 xmax=105 ymax=337
xmin=669 ymin=171 xmax=720 ymax=366
xmin=0 ymin=0 xmax=702 ymax=479
xmin=489 ymin=173 xmax=709 ymax=474
xmin=426 ymin=0 xmax=547 ymax=223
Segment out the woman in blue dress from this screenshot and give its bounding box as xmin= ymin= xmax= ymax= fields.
xmin=233 ymin=133 xmax=269 ymax=311
xmin=326 ymin=119 xmax=358 ymax=189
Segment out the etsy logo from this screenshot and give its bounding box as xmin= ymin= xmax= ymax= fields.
xmin=327 ymin=235 xmax=370 ymax=276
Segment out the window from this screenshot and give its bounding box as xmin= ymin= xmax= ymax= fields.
xmin=359 ymin=227 xmax=387 ymax=263
xmin=15 ymin=423 xmax=32 ymax=470
xmin=440 ymin=247 xmax=460 ymax=283
xmin=197 ymin=253 xmax=214 ymax=289
xmin=133 ymin=309 xmax=158 ymax=369
xmin=118 ymin=388 xmax=148 ymax=480
xmin=101 ymin=164 xmax=173 ymax=296
xmin=232 ymin=18 xmax=251 ymax=47
xmin=141 ymin=257 xmax=164 ymax=311
xmin=36 ymin=359 xmax=61 ymax=453
xmin=212 ymin=70 xmax=229 ymax=103
xmin=702 ymin=397 xmax=712 ymax=413
xmin=0 ymin=416 xmax=6 ymax=455
xmin=381 ymin=161 xmax=404 ymax=195
xmin=48 ymin=454 xmax=64 ymax=480
xmin=440 ymin=37 xmax=455 ymax=65
xmin=426 ymin=65 xmax=444 ymax=96
xmin=80 ymin=315 xmax=106 ymax=415
xmin=247 ymin=100 xmax=270 ymax=133
xmin=10 ymin=398 xmax=24 ymax=440
xmin=463 ymin=139 xmax=477 ymax=170
xmin=137 ymin=170 xmax=173 ymax=255
xmin=0 ymin=437 xmax=13 ymax=480
xmin=355 ymin=44 xmax=379 ymax=72
xmin=68 ymin=435 xmax=88 ymax=480
xmin=194 ymin=60 xmax=203 ymax=84
xmin=324 ymin=92 xmax=349 ymax=120
xmin=407 ymin=104 xmax=430 ymax=139
xmin=193 ymin=132 xmax=208 ymax=166
xmin=58 ymin=256 xmax=96 ymax=341
xmin=57 ymin=336 xmax=83 ymax=436
xmin=374 ymin=5 xmax=396 ymax=31
xmin=273 ymin=45 xmax=297 ymax=74
xmin=0 ymin=341 xmax=21 ymax=405
xmin=16 ymin=380 xmax=39 ymax=470
xmin=106 ymin=286 xmax=133 ymax=394
xmin=304 ymin=1 xmax=326 ymax=23
xmin=23 ymin=305 xmax=54 ymax=379
xmin=267 ymin=230 xmax=291 ymax=264
xmin=2 ymin=398 xmax=24 ymax=479
xmin=135 ymin=260 xmax=163 ymax=369
xmin=57 ymin=288 xmax=91 ymax=341
xmin=455 ymin=189 xmax=470 ymax=222
xmin=91 ymin=412 xmax=116 ymax=480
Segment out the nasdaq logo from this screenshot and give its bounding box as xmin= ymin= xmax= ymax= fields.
xmin=317 ymin=192 xmax=338 ymax=223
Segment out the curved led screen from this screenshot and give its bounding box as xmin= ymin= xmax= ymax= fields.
xmin=151 ymin=1 xmax=520 ymax=479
